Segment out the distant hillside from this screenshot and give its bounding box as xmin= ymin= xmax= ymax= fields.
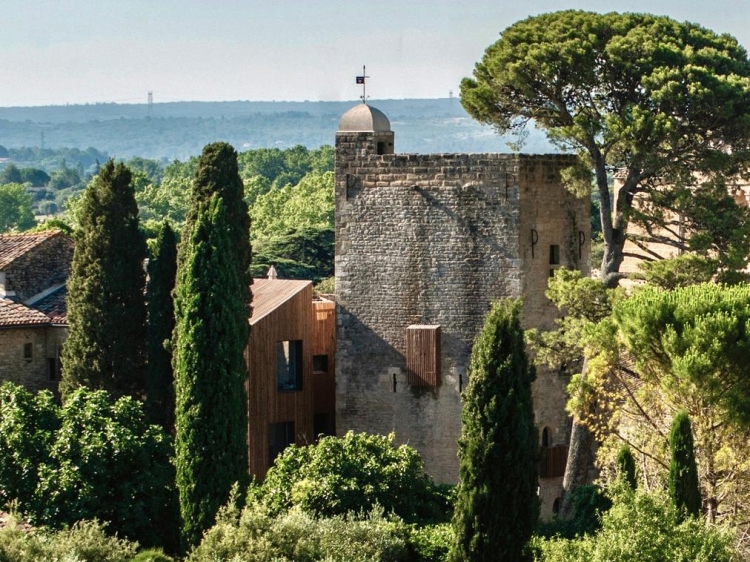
xmin=0 ymin=98 xmax=557 ymax=161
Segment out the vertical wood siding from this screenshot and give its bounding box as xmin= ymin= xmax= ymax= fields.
xmin=405 ymin=325 xmax=441 ymax=387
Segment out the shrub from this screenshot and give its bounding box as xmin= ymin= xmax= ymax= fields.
xmin=531 ymin=486 xmax=739 ymax=562
xmin=188 ymin=501 xmax=409 ymax=562
xmin=255 ymin=431 xmax=452 ymax=524
xmin=0 ymin=383 xmax=178 ymax=551
xmin=0 ymin=517 xmax=138 ymax=562
xmin=407 ymin=523 xmax=453 ymax=562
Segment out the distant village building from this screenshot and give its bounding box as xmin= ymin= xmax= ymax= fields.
xmin=333 ymin=103 xmax=590 ymax=517
xmin=0 ymin=230 xmax=73 ymax=392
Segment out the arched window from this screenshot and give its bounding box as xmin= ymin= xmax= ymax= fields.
xmin=542 ymin=426 xmax=552 ymax=448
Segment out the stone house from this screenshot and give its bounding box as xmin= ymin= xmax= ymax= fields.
xmin=0 ymin=230 xmax=73 ymax=392
xmin=334 ymin=103 xmax=590 ymax=518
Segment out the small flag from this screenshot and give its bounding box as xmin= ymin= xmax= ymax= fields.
xmin=356 ymin=76 xmax=365 ymax=84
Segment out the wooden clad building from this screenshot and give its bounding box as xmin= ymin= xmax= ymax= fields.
xmin=246 ymin=279 xmax=336 ymax=479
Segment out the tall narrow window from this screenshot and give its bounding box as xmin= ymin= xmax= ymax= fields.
xmin=406 ymin=325 xmax=441 ymax=387
xmin=23 ymin=343 xmax=32 ymax=361
xmin=277 ymin=340 xmax=303 ymax=391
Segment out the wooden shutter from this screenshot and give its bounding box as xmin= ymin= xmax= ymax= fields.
xmin=406 ymin=325 xmax=441 ymax=387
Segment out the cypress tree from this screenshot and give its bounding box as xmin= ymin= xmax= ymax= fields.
xmin=173 ymin=143 xmax=250 ymax=551
xmin=668 ymin=411 xmax=702 ymax=520
xmin=450 ymin=299 xmax=538 ymax=562
xmin=145 ymin=221 xmax=178 ymax=431
xmin=616 ymin=443 xmax=638 ymax=490
xmin=61 ymin=160 xmax=146 ymax=399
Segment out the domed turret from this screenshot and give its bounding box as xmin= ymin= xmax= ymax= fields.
xmin=338 ymin=103 xmax=391 ymax=133
xmin=336 ymin=103 xmax=395 ymax=156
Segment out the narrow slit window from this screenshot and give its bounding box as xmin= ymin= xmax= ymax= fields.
xmin=549 ymin=244 xmax=560 ymax=265
xmin=23 ymin=343 xmax=32 ymax=360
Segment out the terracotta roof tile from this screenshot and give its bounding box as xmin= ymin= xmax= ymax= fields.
xmin=0 ymin=298 xmax=51 ymax=327
xmin=250 ymin=278 xmax=311 ymax=326
xmin=0 ymin=230 xmax=65 ymax=269
xmin=33 ymin=285 xmax=67 ymax=324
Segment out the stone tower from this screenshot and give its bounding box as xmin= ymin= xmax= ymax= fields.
xmin=334 ymin=103 xmax=590 ymax=518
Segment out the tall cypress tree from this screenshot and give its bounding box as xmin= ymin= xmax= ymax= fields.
xmin=450 ymin=299 xmax=538 ymax=562
xmin=61 ymin=160 xmax=146 ymax=400
xmin=668 ymin=411 xmax=701 ymax=520
xmin=146 ymin=221 xmax=178 ymax=431
xmin=173 ymin=143 xmax=250 ymax=551
xmin=616 ymin=443 xmax=638 ymax=490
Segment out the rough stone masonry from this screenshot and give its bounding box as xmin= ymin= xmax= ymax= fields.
xmin=334 ymin=104 xmax=590 ymax=518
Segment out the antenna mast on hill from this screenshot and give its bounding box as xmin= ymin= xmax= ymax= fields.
xmin=147 ymin=91 xmax=153 ymax=117
xmin=356 ymin=66 xmax=370 ymax=104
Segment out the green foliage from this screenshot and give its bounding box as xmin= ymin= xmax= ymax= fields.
xmin=669 ymin=412 xmax=702 ymax=520
xmin=451 ymin=299 xmax=538 ymax=562
xmin=537 ymin=485 xmax=611 ymax=540
xmin=639 ymin=254 xmax=717 ymax=290
xmin=612 ymin=283 xmax=750 ymax=428
xmin=0 ymin=182 xmax=35 ymax=232
xmin=407 ymin=523 xmax=453 ymax=562
xmin=145 ymin=221 xmax=178 ymax=431
xmin=0 ymin=517 xmax=139 ymax=562
xmin=616 ymin=444 xmax=637 ymax=490
xmin=19 ymin=167 xmax=50 ymax=187
xmin=256 ymin=431 xmax=452 ymax=524
xmin=188 ymin=502 xmax=409 ymax=562
xmin=531 ymin=486 xmax=738 ymax=562
xmin=173 ymin=142 xmax=250 ymax=551
xmin=250 ymin=171 xmax=333 ymax=238
xmin=461 ymin=11 xmax=750 ymax=279
xmin=0 ymin=383 xmax=177 ymax=551
xmin=129 ymin=549 xmax=175 ymax=562
xmin=61 ymin=160 xmax=147 ymax=399
xmin=0 ymin=163 xmax=22 ymax=184
xmin=250 ymin=225 xmax=334 ymax=284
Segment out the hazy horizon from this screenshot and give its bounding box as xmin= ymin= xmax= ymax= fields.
xmin=3 ymin=0 xmax=750 ymax=108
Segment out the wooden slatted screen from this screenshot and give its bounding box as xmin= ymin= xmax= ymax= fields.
xmin=539 ymin=444 xmax=568 ymax=479
xmin=406 ymin=325 xmax=441 ymax=387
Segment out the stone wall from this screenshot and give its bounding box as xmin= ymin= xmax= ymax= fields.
xmin=335 ymin=135 xmax=590 ymax=496
xmin=0 ymin=326 xmax=65 ymax=393
xmin=4 ymin=235 xmax=73 ymax=301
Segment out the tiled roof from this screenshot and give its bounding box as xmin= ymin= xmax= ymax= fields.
xmin=33 ymin=285 xmax=67 ymax=324
xmin=0 ymin=298 xmax=51 ymax=327
xmin=0 ymin=230 xmax=65 ymax=269
xmin=250 ymin=278 xmax=312 ymax=326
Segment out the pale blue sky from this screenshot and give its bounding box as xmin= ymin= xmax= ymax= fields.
xmin=2 ymin=0 xmax=750 ymax=107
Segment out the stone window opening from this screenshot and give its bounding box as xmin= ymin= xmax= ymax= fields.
xmin=277 ymin=340 xmax=303 ymax=391
xmin=549 ymin=244 xmax=560 ymax=265
xmin=23 ymin=343 xmax=32 ymax=362
xmin=377 ymin=141 xmax=386 ymax=155
xmin=542 ymin=426 xmax=552 ymax=448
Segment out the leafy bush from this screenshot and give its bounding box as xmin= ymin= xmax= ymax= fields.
xmin=188 ymin=501 xmax=408 ymax=562
xmin=531 ymin=486 xmax=739 ymax=562
xmin=252 ymin=431 xmax=452 ymax=524
xmin=407 ymin=523 xmax=453 ymax=562
xmin=0 ymin=383 xmax=178 ymax=551
xmin=0 ymin=517 xmax=138 ymax=562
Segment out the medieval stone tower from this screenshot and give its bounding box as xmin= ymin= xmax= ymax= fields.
xmin=334 ymin=102 xmax=590 ymax=517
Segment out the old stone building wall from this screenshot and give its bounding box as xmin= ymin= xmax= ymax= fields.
xmin=336 ymin=123 xmax=589 ymax=486
xmin=334 ymin=106 xmax=589 ymax=516
xmin=0 ymin=326 xmax=66 ymax=393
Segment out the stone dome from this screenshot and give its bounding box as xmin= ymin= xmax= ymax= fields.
xmin=338 ymin=103 xmax=391 ymax=132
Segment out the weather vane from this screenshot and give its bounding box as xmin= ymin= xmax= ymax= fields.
xmin=356 ymin=65 xmax=370 ymax=103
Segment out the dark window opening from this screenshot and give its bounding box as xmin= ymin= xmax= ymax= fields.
xmin=549 ymin=244 xmax=560 ymax=265
xmin=269 ymin=421 xmax=295 ymax=465
xmin=313 ymin=413 xmax=335 ymax=439
xmin=277 ymin=340 xmax=303 ymax=391
xmin=23 ymin=343 xmax=32 ymax=360
xmin=48 ymin=357 xmax=60 ymax=381
xmin=553 ymin=497 xmax=562 ymax=514
xmin=542 ymin=427 xmax=552 ymax=448
xmin=313 ymin=354 xmax=329 ymax=374
xmin=377 ymin=141 xmax=385 ymax=155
